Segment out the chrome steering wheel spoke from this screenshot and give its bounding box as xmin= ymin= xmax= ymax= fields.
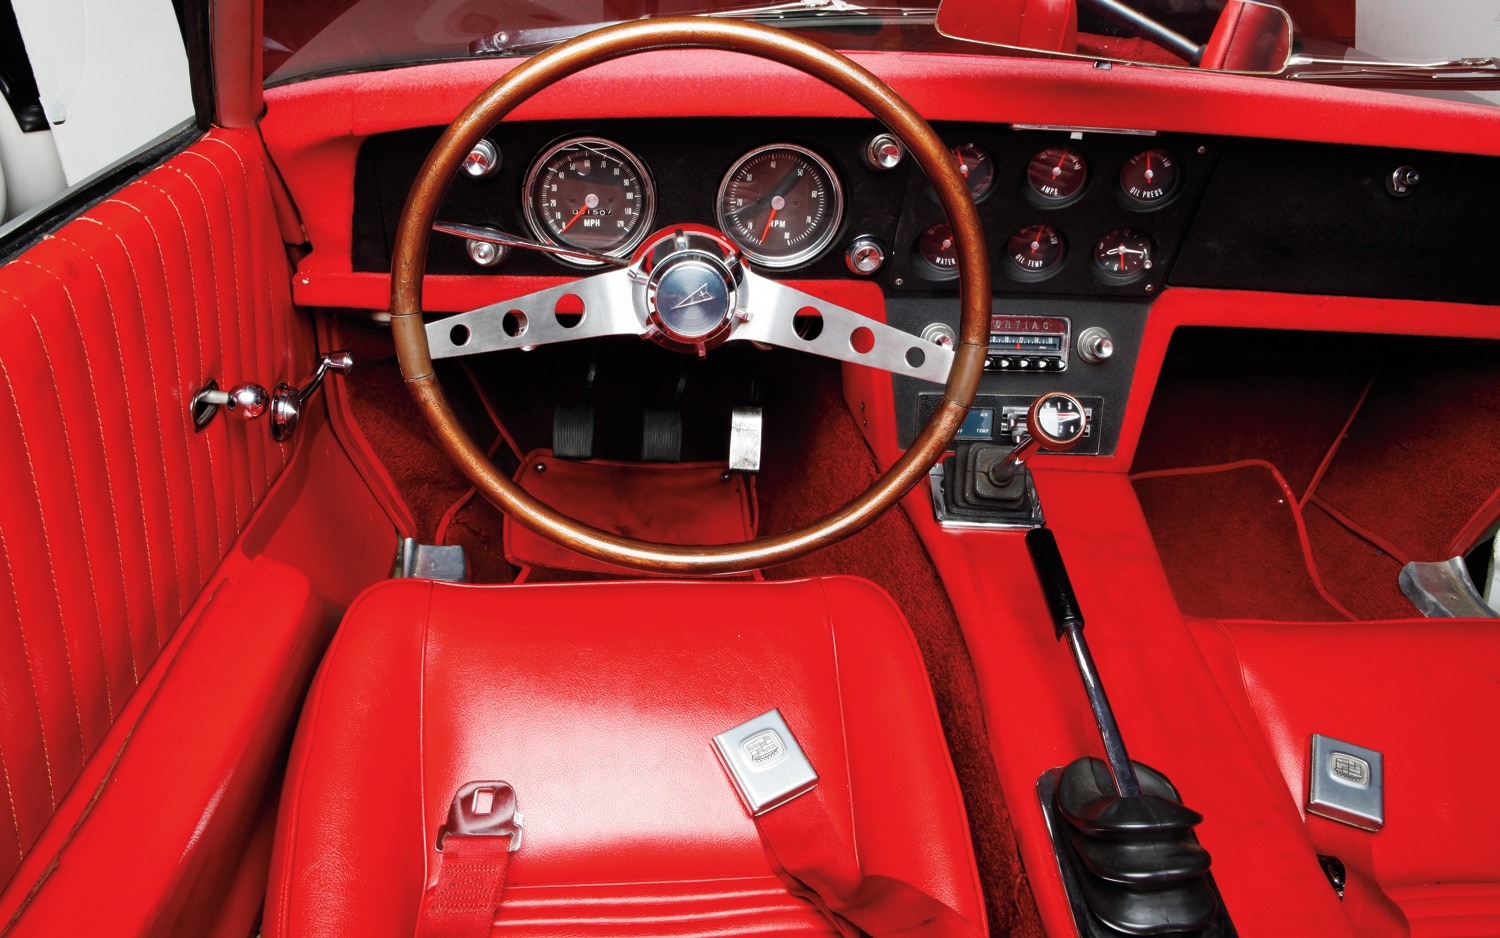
xmin=426 ymin=268 xmax=643 ymax=358
xmin=729 ymin=270 xmax=953 ymax=384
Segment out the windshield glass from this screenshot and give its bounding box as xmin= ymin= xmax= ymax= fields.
xmin=264 ymin=0 xmax=951 ymax=85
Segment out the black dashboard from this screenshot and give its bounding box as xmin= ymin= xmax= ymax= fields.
xmin=351 ymin=117 xmax=1500 ymax=457
xmin=354 ymin=116 xmax=1499 ymax=306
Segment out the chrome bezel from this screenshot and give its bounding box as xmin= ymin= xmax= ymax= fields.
xmin=522 ymin=136 xmax=656 ymax=267
xmin=715 ymin=143 xmax=844 ymax=270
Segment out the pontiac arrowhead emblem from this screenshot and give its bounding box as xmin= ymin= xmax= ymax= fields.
xmin=671 ymin=283 xmax=714 ymax=310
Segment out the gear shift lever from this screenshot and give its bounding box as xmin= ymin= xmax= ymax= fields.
xmin=989 ymin=391 xmax=1089 ymax=484
xmin=941 ymin=391 xmax=1089 ymax=527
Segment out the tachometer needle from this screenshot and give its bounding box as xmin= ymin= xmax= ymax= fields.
xmin=759 ymin=194 xmax=786 ymax=244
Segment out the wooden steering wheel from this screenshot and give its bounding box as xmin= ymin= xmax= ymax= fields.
xmin=389 ymin=17 xmax=989 ymax=574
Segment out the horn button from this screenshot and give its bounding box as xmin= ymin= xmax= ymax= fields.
xmin=638 ymin=227 xmax=744 ymax=354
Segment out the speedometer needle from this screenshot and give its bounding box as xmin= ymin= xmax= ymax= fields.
xmin=560 ymin=207 xmax=586 ymax=234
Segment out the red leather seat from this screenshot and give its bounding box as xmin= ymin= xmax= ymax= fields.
xmin=266 ymin=575 xmax=986 ymax=936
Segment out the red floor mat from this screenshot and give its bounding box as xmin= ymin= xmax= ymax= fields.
xmin=1311 ymin=358 xmax=1500 ymax=562
xmin=1133 ymin=462 xmax=1354 ymax=621
xmin=1302 ymin=501 xmax=1413 ymax=620
xmin=504 ymin=450 xmax=757 ymax=576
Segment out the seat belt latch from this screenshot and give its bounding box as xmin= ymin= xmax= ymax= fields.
xmin=713 ymin=709 xmax=818 ymax=816
xmin=438 ymin=780 xmax=524 ymax=852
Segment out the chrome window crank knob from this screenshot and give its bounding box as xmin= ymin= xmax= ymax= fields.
xmin=271 ymin=350 xmax=354 ymax=442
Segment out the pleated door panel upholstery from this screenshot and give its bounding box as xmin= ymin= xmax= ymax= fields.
xmin=0 ymin=127 xmax=308 ymax=888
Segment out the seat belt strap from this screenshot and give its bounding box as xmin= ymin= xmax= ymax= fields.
xmin=714 ymin=710 xmax=982 ymax=938
xmin=415 ymin=781 xmax=523 ymax=938
xmin=755 ymin=786 xmax=984 ymax=938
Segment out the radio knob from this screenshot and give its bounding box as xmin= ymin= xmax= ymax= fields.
xmin=1077 ymin=326 xmax=1115 ymax=365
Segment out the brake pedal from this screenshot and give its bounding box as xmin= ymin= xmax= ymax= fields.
xmin=552 ymin=406 xmax=595 ymax=460
xmin=641 ymin=410 xmax=683 ymax=462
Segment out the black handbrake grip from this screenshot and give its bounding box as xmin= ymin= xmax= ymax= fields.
xmin=1026 ymin=528 xmax=1085 ymax=640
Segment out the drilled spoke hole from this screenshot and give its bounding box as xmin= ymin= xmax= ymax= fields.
xmin=502 ymin=310 xmax=528 ymax=338
xmin=793 ymin=307 xmax=824 ymax=341
xmin=905 ymin=346 xmax=926 ymax=369
xmin=555 ymin=293 xmax=585 ymax=329
xmin=850 ymin=326 xmax=875 ymax=355
xmin=450 ymin=324 xmax=472 ymax=347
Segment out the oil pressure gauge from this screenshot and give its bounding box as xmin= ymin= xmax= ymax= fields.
xmin=1119 ymin=149 xmax=1179 ymax=207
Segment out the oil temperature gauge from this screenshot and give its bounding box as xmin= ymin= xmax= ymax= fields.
xmin=1093 ymin=228 xmax=1153 ymax=283
xmin=1006 ymin=224 xmax=1065 ymax=281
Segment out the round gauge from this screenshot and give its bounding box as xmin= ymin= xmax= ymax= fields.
xmin=952 ymin=143 xmax=996 ymax=202
xmin=1026 ymin=147 xmax=1088 ymax=206
xmin=716 ymin=144 xmax=844 ymax=269
xmin=524 ymin=137 xmax=655 ymax=265
xmin=1006 ymin=224 xmax=1066 ymax=281
xmin=1093 ymin=228 xmax=1154 ymax=282
xmin=916 ymin=222 xmax=959 ymax=279
xmin=1119 ymin=149 xmax=1179 ymax=207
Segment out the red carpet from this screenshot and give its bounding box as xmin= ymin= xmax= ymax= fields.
xmin=1132 ymin=330 xmax=1500 ymax=623
xmin=503 ymin=449 xmax=757 ymax=576
xmin=1134 ymin=462 xmax=1354 ymax=621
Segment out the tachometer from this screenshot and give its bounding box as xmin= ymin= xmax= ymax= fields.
xmin=716 ymin=144 xmax=844 ymax=269
xmin=523 ymin=137 xmax=655 ymax=265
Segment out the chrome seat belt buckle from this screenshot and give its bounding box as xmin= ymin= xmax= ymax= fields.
xmin=714 ymin=709 xmax=818 ymax=816
xmin=437 ymin=780 xmax=524 ymax=851
xmin=1308 ymin=735 xmax=1384 ymax=831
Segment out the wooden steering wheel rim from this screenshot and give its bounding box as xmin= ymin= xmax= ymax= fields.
xmin=389 ymin=17 xmax=990 ymax=574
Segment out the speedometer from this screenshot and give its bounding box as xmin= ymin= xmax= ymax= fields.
xmin=716 ymin=144 xmax=843 ymax=269
xmin=523 ymin=137 xmax=655 ymax=266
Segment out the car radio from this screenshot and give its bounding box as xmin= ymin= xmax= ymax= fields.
xmin=985 ymin=315 xmax=1069 ymax=373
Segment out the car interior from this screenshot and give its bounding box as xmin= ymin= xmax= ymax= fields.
xmin=1 ymin=0 xmax=1498 ymax=936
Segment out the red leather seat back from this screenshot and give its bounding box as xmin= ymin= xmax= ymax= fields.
xmin=0 ymin=128 xmax=309 ymax=896
xmin=267 ymin=576 xmax=986 ymax=936
xmin=1192 ymin=617 xmax=1500 ymax=933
